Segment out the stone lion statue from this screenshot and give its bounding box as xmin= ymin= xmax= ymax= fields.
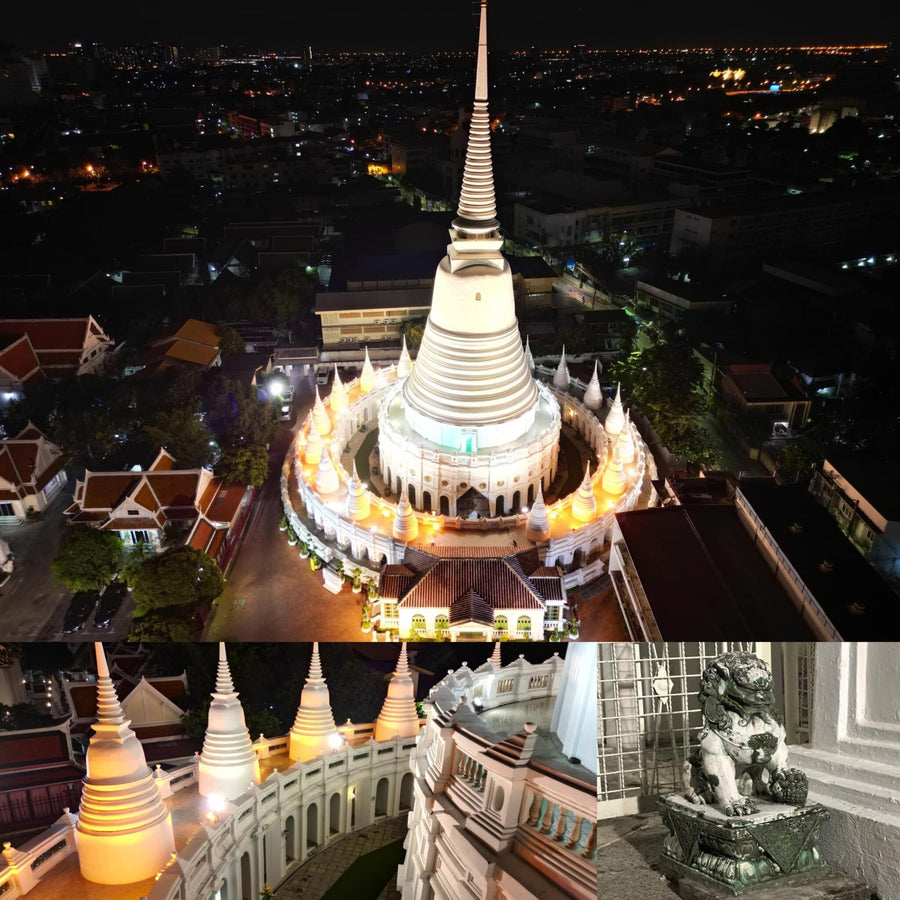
xmin=683 ymin=651 xmax=808 ymax=817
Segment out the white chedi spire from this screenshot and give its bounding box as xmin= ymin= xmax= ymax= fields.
xmin=583 ymin=360 xmax=602 ymax=410
xmin=524 ymin=335 xmax=535 ymax=370
xmin=397 ymin=336 xmax=412 ymax=379
xmin=571 ymin=461 xmax=598 ymax=522
xmin=199 ymin=643 xmax=259 ymax=800
xmin=330 ymin=365 xmax=348 ymax=414
xmin=289 ymin=643 xmax=339 ymax=762
xmin=360 ymin=347 xmax=376 ymax=393
xmin=602 ymin=446 xmax=627 ymax=496
xmin=605 ymin=382 xmax=625 ymax=438
xmin=374 ymin=643 xmax=421 ymax=741
xmin=392 ymin=486 xmax=419 ymax=542
xmin=399 ymin=0 xmax=538 ymax=448
xmin=553 ymin=345 xmax=570 ymax=390
xmin=345 ymin=461 xmax=371 ymax=521
xmin=76 ymin=643 xmax=175 ymax=885
xmin=490 ymin=642 xmax=502 ymax=668
xmin=313 ymin=386 xmax=332 ymax=436
xmin=616 ymin=410 xmax=636 ymax=464
xmin=303 ymin=415 xmax=323 ymax=465
xmin=525 ymin=482 xmax=551 ymax=541
xmin=314 ymin=449 xmax=340 ymax=495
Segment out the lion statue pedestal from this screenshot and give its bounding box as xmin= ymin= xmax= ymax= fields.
xmin=659 ymin=651 xmax=830 ymax=895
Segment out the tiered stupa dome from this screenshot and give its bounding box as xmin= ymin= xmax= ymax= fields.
xmin=374 ymin=644 xmax=421 ymax=741
xmin=76 ymin=643 xmax=175 ymax=884
xmin=289 ymin=643 xmax=339 ymax=762
xmin=198 ymin=643 xmax=260 ymax=800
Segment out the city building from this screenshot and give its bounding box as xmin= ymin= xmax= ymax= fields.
xmin=133 ymin=318 xmax=224 ymax=376
xmin=0 ymin=424 xmax=67 ymax=523
xmin=64 ymin=447 xmax=250 ymax=559
xmin=809 ymin=458 xmax=900 ymax=578
xmin=633 ymin=278 xmax=733 ymax=326
xmin=715 ymin=362 xmax=812 ymax=437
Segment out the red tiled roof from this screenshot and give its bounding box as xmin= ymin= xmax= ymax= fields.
xmin=0 ymin=730 xmax=71 ymax=770
xmin=133 ymin=723 xmax=186 ymax=740
xmin=7 ymin=443 xmax=37 ymax=483
xmin=150 ymin=677 xmax=187 ymax=703
xmin=146 ymin=472 xmax=201 ymax=507
xmin=15 ymin=422 xmax=48 ymax=440
xmin=0 ymin=763 xmax=85 ymax=790
xmin=102 ymin=516 xmax=162 ymax=531
xmin=0 ymin=451 xmax=22 ymax=496
xmin=81 ymin=472 xmax=140 ymax=509
xmin=143 ymin=737 xmax=203 ymax=762
xmin=0 ymin=319 xmax=89 ymax=351
xmin=0 ymin=334 xmax=41 ymax=380
xmin=206 ymin=482 xmax=245 ymax=524
xmin=449 ymin=591 xmax=495 ymax=627
xmin=189 ymin=519 xmax=214 ymax=552
xmin=207 ymin=529 xmax=226 ymax=558
xmin=149 ymin=449 xmax=177 ymax=471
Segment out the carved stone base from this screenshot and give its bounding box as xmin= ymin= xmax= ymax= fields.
xmin=658 ymin=794 xmax=829 ymax=895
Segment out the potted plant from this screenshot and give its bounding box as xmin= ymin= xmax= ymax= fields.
xmin=334 ymin=560 xmax=344 ymax=580
xmin=287 ymin=527 xmax=298 ymax=547
xmin=567 ymin=617 xmax=580 ymax=640
xmin=278 ymin=514 xmax=288 ymax=532
xmin=549 ymin=628 xmax=560 ymax=643
xmin=309 ymin=553 xmax=323 ymax=572
xmin=351 ymin=567 xmax=363 ymax=593
xmin=298 ymin=540 xmax=310 ymax=558
xmin=361 ymin=602 xmax=372 ymax=634
xmin=25 ymin=507 xmax=41 ymax=523
xmin=366 ymin=579 xmax=379 ymax=601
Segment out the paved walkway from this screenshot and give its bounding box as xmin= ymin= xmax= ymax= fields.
xmin=275 ymin=816 xmax=407 ymax=899
xmin=597 ymin=812 xmax=682 ymax=899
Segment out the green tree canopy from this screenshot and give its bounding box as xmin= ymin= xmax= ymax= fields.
xmin=51 ymin=527 xmax=123 ymax=592
xmin=216 ymin=444 xmax=269 ymax=486
xmin=0 ymin=702 xmax=55 ymax=731
xmin=130 ymin=547 xmax=224 ymax=618
xmin=218 ymin=325 xmax=245 ymax=356
xmin=143 ymin=403 xmax=215 ymax=468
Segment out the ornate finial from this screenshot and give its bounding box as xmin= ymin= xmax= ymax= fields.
xmin=526 ymin=482 xmax=551 ymax=540
xmin=572 ymin=461 xmax=597 ymax=522
xmin=553 ymin=345 xmax=570 ymax=390
xmin=584 ymin=360 xmax=602 ymax=409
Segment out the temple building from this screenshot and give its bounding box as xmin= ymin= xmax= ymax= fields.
xmin=0 ymin=643 xmax=594 ymax=900
xmin=283 ymin=0 xmax=649 ymax=639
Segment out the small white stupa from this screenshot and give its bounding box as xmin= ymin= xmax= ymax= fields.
xmin=289 ymin=643 xmax=340 ymax=762
xmin=397 ymin=336 xmax=412 ymax=379
xmin=605 ymin=382 xmax=625 ymax=438
xmin=525 ymin=482 xmax=551 ymax=541
xmin=602 ymin=446 xmax=627 ymax=496
xmin=571 ymin=461 xmax=598 ymax=522
xmin=76 ymin=643 xmax=175 ymax=885
xmin=616 ymin=410 xmax=636 ymax=464
xmin=330 ymin=365 xmax=349 ymax=414
xmin=345 ymin=461 xmax=371 ymax=521
xmin=553 ymin=345 xmax=570 ymax=390
xmin=392 ymin=486 xmax=419 ymax=541
xmin=198 ymin=643 xmax=260 ymax=800
xmin=314 ymin=449 xmax=340 ymax=495
xmin=360 ymin=347 xmax=376 ymax=393
xmin=312 ymin=386 xmax=332 ymax=436
xmin=374 ymin=644 xmax=421 ymax=741
xmin=524 ymin=335 xmax=535 ymax=371
xmin=490 ymin=642 xmax=502 ymax=669
xmin=303 ymin=416 xmax=323 ymax=465
xmin=583 ymin=360 xmax=602 ymax=410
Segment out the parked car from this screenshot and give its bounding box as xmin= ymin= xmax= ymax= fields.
xmin=315 ymin=366 xmax=330 ymax=385
xmin=63 ymin=590 xmax=100 ymax=633
xmin=93 ymin=582 xmax=128 ymax=629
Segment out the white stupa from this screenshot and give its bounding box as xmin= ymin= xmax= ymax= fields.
xmin=583 ymin=360 xmax=602 ymax=410
xmin=76 ymin=643 xmax=175 ymax=884
xmin=616 ymin=410 xmax=636 ymax=464
xmin=330 ymin=366 xmax=349 ymax=414
xmin=571 ymin=461 xmax=598 ymax=522
xmin=314 ymin=449 xmax=340 ymax=495
xmin=374 ymin=644 xmax=421 ymax=741
xmin=303 ymin=416 xmax=323 ymax=465
xmin=490 ymin=642 xmax=502 ymax=668
xmin=602 ymin=446 xmax=627 ymax=496
xmin=524 ymin=335 xmax=535 ymax=370
xmin=345 ymin=460 xmax=371 ymax=521
xmin=553 ymin=345 xmax=570 ymax=390
xmin=360 ymin=347 xmax=376 ymax=393
xmin=312 ymin=386 xmax=332 ymax=436
xmin=392 ymin=486 xmax=419 ymax=542
xmin=376 ymin=0 xmax=560 ymax=514
xmin=198 ymin=643 xmax=260 ymax=800
xmin=289 ymin=643 xmax=339 ymax=762
xmin=397 ymin=335 xmax=412 ymax=378
xmin=605 ymin=383 xmax=625 ymax=438
xmin=525 ymin=482 xmax=551 ymax=541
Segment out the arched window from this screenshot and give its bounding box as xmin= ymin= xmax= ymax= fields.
xmin=516 ymin=615 xmax=531 ymax=635
xmin=527 ymin=484 xmax=535 ymax=505
xmin=409 ymin=484 xmax=417 ymax=506
xmin=495 ymin=615 xmax=508 ymax=633
xmin=435 ymin=614 xmax=449 ymax=635
xmin=411 ymin=614 xmax=426 ymax=634
xmin=495 ymin=495 xmax=505 ymax=516
xmin=423 ymin=490 xmax=432 ymax=511
xmin=440 ymin=495 xmax=450 ymax=515
xmin=512 ymin=490 xmax=521 ymax=512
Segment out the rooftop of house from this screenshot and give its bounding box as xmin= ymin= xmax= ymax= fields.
xmin=823 ymin=457 xmax=900 ymax=522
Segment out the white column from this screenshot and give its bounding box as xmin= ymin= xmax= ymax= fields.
xmin=790 ymin=642 xmax=900 ymax=900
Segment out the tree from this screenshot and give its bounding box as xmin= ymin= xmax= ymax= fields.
xmin=778 ymin=439 xmax=818 ymax=484
xmin=130 ymin=547 xmax=224 ymax=619
xmin=218 ymin=325 xmax=245 ymax=356
xmin=51 ymin=527 xmax=123 ymax=592
xmin=143 ymin=403 xmax=215 ymax=468
xmin=0 ymin=703 xmax=54 ymax=731
xmin=400 ymin=317 xmax=427 ymax=351
xmin=217 ymin=444 xmax=269 ymax=486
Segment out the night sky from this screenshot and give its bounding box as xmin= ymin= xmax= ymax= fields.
xmin=5 ymin=0 xmax=890 ymax=52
